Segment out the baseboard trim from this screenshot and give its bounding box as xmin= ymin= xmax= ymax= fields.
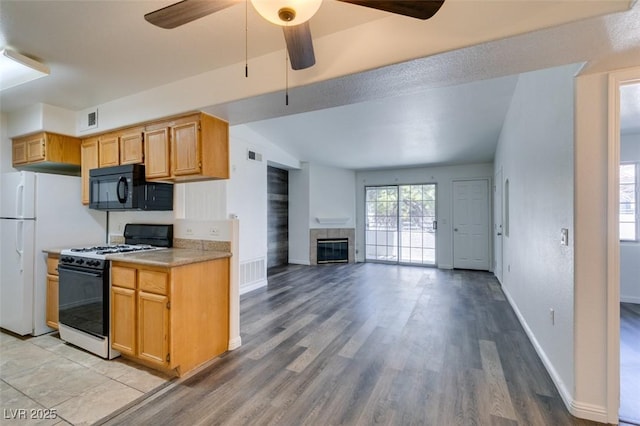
xmin=289 ymin=259 xmax=311 ymax=266
xmin=621 ymin=295 xmax=640 ymax=304
xmin=569 ymin=400 xmax=609 ymax=423
xmin=239 ymin=278 xmax=267 ymax=295
xmin=502 ymin=287 xmax=610 ymax=422
xmin=228 ymin=336 xmax=242 ymax=351
xmin=438 ymin=263 xmax=454 ymax=270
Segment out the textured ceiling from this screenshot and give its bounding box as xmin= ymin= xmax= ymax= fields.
xmin=1 ymin=0 xmax=638 ymax=170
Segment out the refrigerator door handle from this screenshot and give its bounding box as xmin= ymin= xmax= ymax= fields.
xmin=16 ymin=182 xmax=24 ymax=217
xmin=15 ymin=221 xmax=24 ymax=272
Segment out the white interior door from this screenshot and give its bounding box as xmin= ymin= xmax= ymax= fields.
xmin=453 ymin=179 xmax=490 ymax=270
xmin=494 ymin=170 xmax=504 ymax=283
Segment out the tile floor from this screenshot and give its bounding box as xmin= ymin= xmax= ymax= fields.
xmin=0 ymin=331 xmax=171 ymax=425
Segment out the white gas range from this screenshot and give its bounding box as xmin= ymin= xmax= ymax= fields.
xmin=57 ymin=224 xmax=173 ymax=359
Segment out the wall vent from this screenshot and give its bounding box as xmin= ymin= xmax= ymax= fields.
xmin=240 ymin=257 xmax=266 ymax=286
xmin=247 ymin=150 xmax=263 ymax=162
xmin=80 ymin=107 xmax=98 ymax=131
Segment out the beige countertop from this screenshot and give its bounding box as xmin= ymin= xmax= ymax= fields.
xmin=43 ymin=247 xmax=231 ymax=267
xmin=108 ymin=248 xmax=231 ymax=267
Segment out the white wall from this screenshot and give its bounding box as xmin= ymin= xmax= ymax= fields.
xmin=620 ymin=131 xmax=640 ymax=303
xmin=288 ymin=162 xmax=356 ymax=265
xmin=226 ymin=124 xmax=300 ymax=292
xmin=494 ymin=64 xmax=579 ymax=414
xmin=6 ymin=103 xmax=76 ymax=138
xmin=1 ymin=113 xmax=12 ymax=175
xmin=309 ymin=163 xmax=356 ymax=229
xmin=355 ymin=163 xmax=493 ymax=267
xmin=574 ymin=71 xmax=615 ymax=422
xmin=289 ymin=163 xmax=311 ymax=265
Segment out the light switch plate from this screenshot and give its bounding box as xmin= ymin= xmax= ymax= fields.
xmin=560 ymin=228 xmax=569 ymax=246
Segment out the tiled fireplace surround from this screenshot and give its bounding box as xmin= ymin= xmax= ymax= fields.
xmin=309 ymin=228 xmax=355 ymax=265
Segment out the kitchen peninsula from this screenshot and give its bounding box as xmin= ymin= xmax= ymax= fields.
xmin=46 ymin=246 xmax=231 ymax=378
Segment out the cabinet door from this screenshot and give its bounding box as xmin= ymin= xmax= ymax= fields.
xmin=81 ymin=139 xmax=99 ymax=205
xmin=144 ymin=128 xmax=171 ymax=179
xmin=12 ymin=140 xmax=28 ymax=165
xmin=111 ymin=286 xmax=136 ymax=356
xmin=26 ymin=136 xmax=46 ymax=163
xmin=46 ymin=275 xmax=59 ymax=330
xmin=98 ymin=135 xmax=120 ymax=167
xmin=120 ymin=131 xmax=144 ymax=165
xmin=171 ymin=121 xmax=201 ymax=176
xmin=138 ymin=291 xmax=169 ymax=367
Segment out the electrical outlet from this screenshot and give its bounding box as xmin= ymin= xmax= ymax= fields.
xmin=209 ymin=227 xmax=219 ymax=236
xmin=186 ymin=228 xmax=194 ymax=235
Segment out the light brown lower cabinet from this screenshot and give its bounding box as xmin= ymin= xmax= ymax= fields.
xmin=46 ymin=254 xmax=60 ymax=330
xmin=110 ymin=257 xmax=229 ymax=376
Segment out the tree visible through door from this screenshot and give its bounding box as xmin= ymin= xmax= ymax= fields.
xmin=365 ymin=184 xmax=436 ymax=265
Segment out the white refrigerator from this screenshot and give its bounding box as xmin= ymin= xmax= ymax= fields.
xmin=1 ymin=171 xmax=107 ymax=336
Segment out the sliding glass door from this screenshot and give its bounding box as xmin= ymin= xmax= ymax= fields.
xmin=365 ymin=184 xmax=436 ymax=265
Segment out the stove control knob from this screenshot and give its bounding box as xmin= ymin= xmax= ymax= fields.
xmin=76 ymin=258 xmax=84 ymax=265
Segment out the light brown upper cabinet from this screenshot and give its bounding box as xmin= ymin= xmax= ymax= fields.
xmin=12 ymin=132 xmax=81 ymax=172
xmin=144 ymin=127 xmax=171 ymax=180
xmin=98 ymin=127 xmax=144 ymax=168
xmin=145 ymin=112 xmax=229 ymax=182
xmin=98 ymin=133 xmax=120 ymax=168
xmin=81 ymin=137 xmax=99 ymax=205
xmin=171 ymin=118 xmax=200 ymax=177
xmin=120 ymin=128 xmax=144 ymax=165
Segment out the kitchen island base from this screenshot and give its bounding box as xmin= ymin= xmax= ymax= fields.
xmin=111 ymin=256 xmax=230 ymax=377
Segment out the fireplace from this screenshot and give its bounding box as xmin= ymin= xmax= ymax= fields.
xmin=309 ymin=228 xmax=355 ymax=265
xmin=317 ymin=239 xmax=348 ymax=264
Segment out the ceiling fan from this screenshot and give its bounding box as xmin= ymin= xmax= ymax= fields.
xmin=145 ymin=0 xmax=445 ymax=71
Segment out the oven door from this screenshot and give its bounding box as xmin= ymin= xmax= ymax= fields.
xmin=58 ymin=263 xmax=109 ymax=338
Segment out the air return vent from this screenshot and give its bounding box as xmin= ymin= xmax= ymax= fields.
xmin=80 ymin=107 xmax=98 ymax=131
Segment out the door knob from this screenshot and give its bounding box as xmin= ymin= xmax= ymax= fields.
xmin=454 ymin=228 xmax=458 ymax=232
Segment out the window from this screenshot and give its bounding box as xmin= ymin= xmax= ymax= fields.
xmin=365 ymin=184 xmax=437 ymax=265
xmin=620 ymin=163 xmax=638 ymax=241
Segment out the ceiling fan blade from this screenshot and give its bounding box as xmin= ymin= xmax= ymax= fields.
xmin=283 ymin=22 xmax=316 ymax=70
xmin=144 ymin=0 xmax=238 ymax=29
xmin=338 ymin=0 xmax=445 ymax=20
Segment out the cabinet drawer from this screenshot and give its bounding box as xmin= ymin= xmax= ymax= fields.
xmin=112 ymin=266 xmax=137 ymax=289
xmin=139 ymin=270 xmax=168 ymax=295
xmin=46 ymin=256 xmax=59 ymax=276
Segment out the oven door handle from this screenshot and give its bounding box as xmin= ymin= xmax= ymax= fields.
xmin=58 ymin=265 xmax=103 ymax=278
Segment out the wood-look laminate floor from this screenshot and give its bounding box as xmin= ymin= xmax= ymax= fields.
xmin=103 ymin=264 xmax=604 ymax=426
xmin=620 ymin=302 xmax=640 ymax=425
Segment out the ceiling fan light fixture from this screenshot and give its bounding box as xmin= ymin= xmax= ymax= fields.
xmin=251 ymin=0 xmax=322 ymax=26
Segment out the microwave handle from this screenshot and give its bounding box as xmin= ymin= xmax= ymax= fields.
xmin=116 ymin=177 xmax=128 ymax=204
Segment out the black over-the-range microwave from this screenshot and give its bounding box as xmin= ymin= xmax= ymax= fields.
xmin=89 ymin=164 xmax=173 ymax=211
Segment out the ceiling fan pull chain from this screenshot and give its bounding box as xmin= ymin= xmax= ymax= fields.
xmin=285 ymin=48 xmax=289 ymax=106
xmin=245 ymin=0 xmax=249 ymax=78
